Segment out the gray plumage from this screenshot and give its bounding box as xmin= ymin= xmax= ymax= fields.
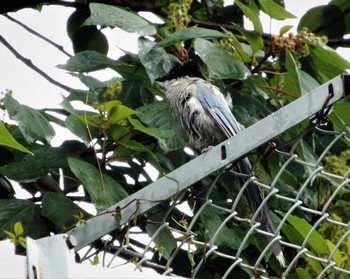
xmin=163 ymin=76 xmax=285 ymax=267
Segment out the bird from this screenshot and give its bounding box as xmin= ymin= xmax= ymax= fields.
xmin=160 ymin=75 xmax=285 ymax=267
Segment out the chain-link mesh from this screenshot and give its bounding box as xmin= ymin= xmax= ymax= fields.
xmin=74 ymin=117 xmax=350 ymax=278
xmin=65 ymin=75 xmax=350 ymax=278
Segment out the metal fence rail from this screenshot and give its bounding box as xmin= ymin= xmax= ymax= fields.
xmin=27 ymin=74 xmax=350 ymax=278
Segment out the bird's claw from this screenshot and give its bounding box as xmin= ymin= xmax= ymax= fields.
xmin=201 ymin=146 xmax=214 ymax=153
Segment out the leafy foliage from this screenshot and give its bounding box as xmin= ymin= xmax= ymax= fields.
xmin=1 ymin=0 xmax=350 ymax=278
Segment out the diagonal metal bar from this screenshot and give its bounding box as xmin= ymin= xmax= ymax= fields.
xmin=67 ymin=73 xmax=350 ymax=252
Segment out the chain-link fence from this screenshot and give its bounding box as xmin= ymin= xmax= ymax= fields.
xmin=26 ymin=74 xmax=350 ymax=279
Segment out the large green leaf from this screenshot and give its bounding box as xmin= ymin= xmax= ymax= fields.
xmin=137 ymin=101 xmax=188 ymax=152
xmin=235 ymin=0 xmax=263 ymax=34
xmin=64 ymin=114 xmax=91 ymax=144
xmin=257 ymin=0 xmax=296 ymax=20
xmin=305 ymin=37 xmax=350 ymax=70
xmin=301 ymin=37 xmax=350 ymax=82
xmin=119 ymin=80 xmax=155 ymax=109
xmin=156 ymin=27 xmax=226 ymax=48
xmin=231 ymin=23 xmax=264 ymax=53
xmin=146 ymin=223 xmax=177 ymax=260
xmin=41 ymin=192 xmax=80 ymax=232
xmin=120 ymin=139 xmax=165 ymax=175
xmin=58 ymin=50 xmax=117 ymax=72
xmin=0 ymin=146 xmax=76 ymax=182
xmin=299 ymin=70 xmax=320 ymax=94
xmin=200 ymin=205 xmax=246 ymax=250
xmin=68 ymin=157 xmax=128 ymax=212
xmin=85 ymin=3 xmax=156 ymax=36
xmin=298 ymin=0 xmax=350 ymax=39
xmin=138 ymin=37 xmax=180 ymax=82
xmin=328 ymin=102 xmax=350 ymax=139
xmin=194 ymin=38 xmax=251 ymax=80
xmin=280 ymin=212 xmax=329 ymax=256
xmin=0 ymin=121 xmax=31 ymax=154
xmin=4 ymin=95 xmax=55 ymax=144
xmin=106 ymin=100 xmax=138 ymax=123
xmin=60 ymin=51 xmax=150 ymax=82
xmin=0 ymin=199 xmax=49 ymax=240
xmin=283 ymin=49 xmax=302 ymax=99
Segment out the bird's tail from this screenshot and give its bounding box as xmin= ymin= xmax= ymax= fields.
xmin=235 ymin=158 xmax=285 ymax=267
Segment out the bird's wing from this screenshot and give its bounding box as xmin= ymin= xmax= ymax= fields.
xmin=195 ymin=79 xmax=285 ymax=265
xmin=194 ymin=80 xmax=242 ymax=138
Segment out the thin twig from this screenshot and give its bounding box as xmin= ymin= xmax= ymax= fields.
xmin=0 ymin=34 xmax=72 ymax=92
xmin=258 ymin=85 xmax=299 ymax=99
xmin=3 ymin=14 xmax=72 ymax=58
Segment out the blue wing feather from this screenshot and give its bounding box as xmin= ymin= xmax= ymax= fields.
xmin=195 ymin=81 xmax=241 ymax=137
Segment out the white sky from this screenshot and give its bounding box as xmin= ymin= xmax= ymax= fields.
xmin=0 ymin=1 xmax=349 ymax=277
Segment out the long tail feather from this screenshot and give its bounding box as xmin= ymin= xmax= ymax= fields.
xmin=235 ymin=158 xmax=285 ymax=267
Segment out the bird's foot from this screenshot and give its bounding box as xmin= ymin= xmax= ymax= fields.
xmin=201 ymin=146 xmax=214 ymax=153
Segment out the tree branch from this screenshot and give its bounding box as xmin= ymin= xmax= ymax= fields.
xmin=327 ymin=38 xmax=350 ymax=48
xmin=3 ymin=14 xmax=72 ymax=57
xmin=0 ymin=34 xmax=72 ymax=92
xmin=258 ymin=85 xmax=299 ymax=99
xmin=2 ymin=0 xmax=350 ymax=49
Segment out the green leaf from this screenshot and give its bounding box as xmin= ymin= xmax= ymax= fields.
xmin=0 ymin=175 xmax=15 ymax=198
xmin=106 ymin=101 xmax=138 ymax=123
xmin=328 ymin=110 xmax=350 ymax=140
xmin=325 ymin=239 xmax=342 ymax=265
xmin=120 ymin=140 xmax=165 ymax=175
xmin=296 ymin=267 xmax=313 ymax=279
xmin=3 ymin=230 xmax=15 ymax=239
xmin=0 ymin=121 xmax=32 ymax=154
xmin=299 ymin=70 xmax=320 ymax=94
xmin=70 ymin=73 xmax=107 ymax=97
xmin=156 ymin=27 xmax=225 ymax=48
xmin=64 ymin=115 xmax=91 ymax=144
xmin=224 ymin=33 xmax=251 ymax=63
xmin=332 ymin=102 xmax=350 ymax=124
xmin=231 ymin=23 xmax=264 ymax=53
xmin=119 ymin=80 xmax=155 ymax=109
xmin=279 ymin=212 xmax=329 ymax=256
xmin=283 ymin=49 xmax=302 ymax=98
xmin=68 ymin=157 xmax=128 ymax=212
xmin=13 ymin=221 xmax=24 ymax=236
xmin=279 ymin=25 xmax=293 ymax=36
xmin=235 ymin=0 xmax=263 ymax=34
xmin=41 ymin=192 xmax=80 ymax=232
xmin=257 ymin=0 xmax=296 ymax=20
xmin=85 ymin=3 xmax=156 ymax=36
xmin=58 ymin=50 xmax=117 ymax=72
xmin=0 ymin=146 xmax=76 ymax=182
xmin=138 ymin=102 xmax=187 ymax=152
xmin=71 ymin=26 xmax=109 ymax=55
xmin=146 ymin=223 xmax=177 ymax=260
xmin=110 ymin=124 xmax=130 ymax=144
xmin=200 ymin=205 xmax=246 ymax=250
xmin=4 ymin=95 xmax=55 ymax=144
xmin=305 ymin=37 xmax=350 ymax=71
xmin=298 ymin=3 xmax=348 ymax=39
xmin=305 ymin=250 xmax=324 ymax=275
xmin=194 ymin=38 xmax=251 ymax=80
xmin=128 ymin=116 xmax=172 ymax=141
xmin=0 ymin=199 xmax=49 ymax=240
xmin=138 ymin=37 xmax=180 ymax=82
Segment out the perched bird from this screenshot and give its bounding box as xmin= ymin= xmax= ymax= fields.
xmin=161 ymin=76 xmax=285 ymax=267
